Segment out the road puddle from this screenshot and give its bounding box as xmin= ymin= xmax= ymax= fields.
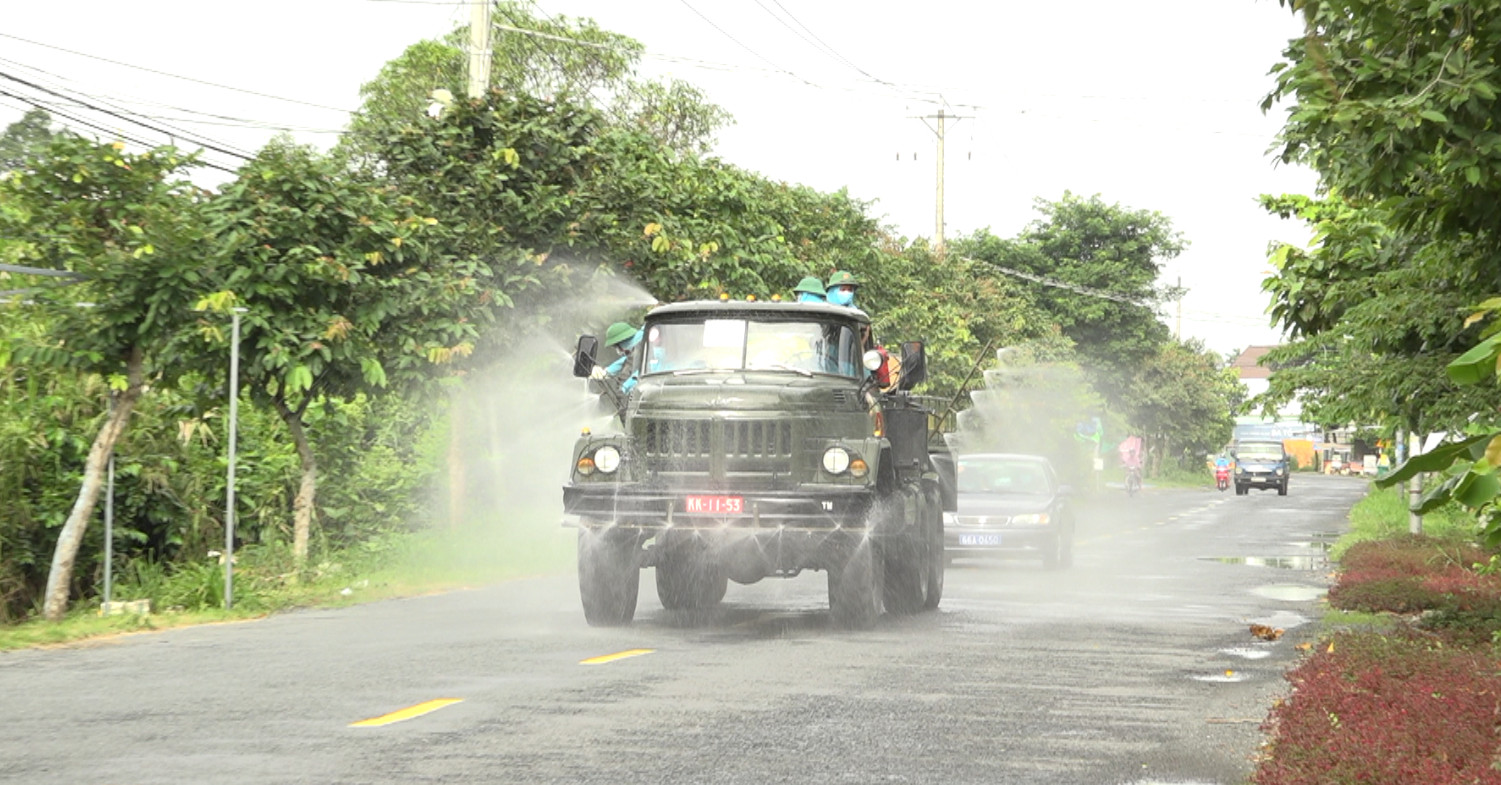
xmin=1191 ymin=670 xmax=1249 ymax=683
xmin=1220 ymin=646 xmax=1272 ymax=660
xmin=1204 ymin=555 xmax=1327 ymax=570
xmin=1251 ymin=584 xmax=1325 ymax=602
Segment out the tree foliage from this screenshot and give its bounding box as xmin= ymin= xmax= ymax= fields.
xmin=345 ymin=2 xmax=731 ymax=158
xmin=0 ymin=134 xmax=209 ymax=619
xmin=0 ymin=109 xmax=54 ymax=173
xmin=1266 ymin=0 xmax=1501 ymax=540
xmin=953 ymin=194 xmax=1183 ymax=406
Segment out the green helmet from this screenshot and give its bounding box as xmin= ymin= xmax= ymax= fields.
xmin=604 ymin=322 xmax=637 ymax=347
xmin=793 ymin=276 xmax=826 ymax=296
xmin=827 ymin=270 xmax=859 ymax=288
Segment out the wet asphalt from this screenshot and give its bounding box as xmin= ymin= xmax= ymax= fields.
xmin=0 ymin=473 xmax=1368 ymax=785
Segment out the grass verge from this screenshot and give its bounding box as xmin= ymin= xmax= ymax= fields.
xmin=0 ymin=519 xmax=576 ymax=652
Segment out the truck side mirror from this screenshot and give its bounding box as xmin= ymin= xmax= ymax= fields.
xmin=898 ymin=341 xmax=927 ymax=390
xmin=572 ymin=335 xmax=600 ymax=378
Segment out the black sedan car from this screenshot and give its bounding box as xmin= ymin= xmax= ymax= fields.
xmin=944 ymin=453 xmax=1074 ymax=569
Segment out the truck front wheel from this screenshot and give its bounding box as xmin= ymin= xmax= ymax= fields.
xmin=829 ymin=537 xmax=883 ymax=630
xmin=578 ymin=529 xmax=640 ymax=626
xmin=883 ymin=490 xmax=928 ymax=615
xmin=655 ymin=536 xmax=728 ymax=610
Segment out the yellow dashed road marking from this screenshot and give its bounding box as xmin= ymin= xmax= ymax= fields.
xmin=580 ymin=648 xmax=655 ymax=665
xmin=349 ymin=698 xmax=463 ymax=727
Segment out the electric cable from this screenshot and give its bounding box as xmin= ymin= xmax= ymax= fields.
xmin=0 ymin=32 xmax=353 ymax=114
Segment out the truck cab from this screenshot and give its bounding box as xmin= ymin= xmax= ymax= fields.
xmin=564 ymin=299 xmax=954 ymax=629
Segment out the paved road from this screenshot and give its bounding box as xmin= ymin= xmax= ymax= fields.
xmin=0 ymin=474 xmax=1368 ymax=785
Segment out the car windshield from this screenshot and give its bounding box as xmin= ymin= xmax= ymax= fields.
xmin=957 ymin=457 xmax=1051 ymax=495
xmin=1237 ymin=445 xmax=1284 ymax=461
xmin=642 ymin=317 xmax=863 ymax=377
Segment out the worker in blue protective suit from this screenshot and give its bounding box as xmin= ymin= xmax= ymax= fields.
xmin=826 ymin=270 xmax=859 ymax=308
xmin=589 ymin=321 xmax=643 ymax=394
xmin=793 ymin=276 xmax=827 ymax=303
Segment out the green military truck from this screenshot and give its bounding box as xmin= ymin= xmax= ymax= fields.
xmin=563 ymin=299 xmax=955 ymax=629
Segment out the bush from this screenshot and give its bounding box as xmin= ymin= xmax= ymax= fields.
xmin=1254 ymin=630 xmax=1501 ymax=785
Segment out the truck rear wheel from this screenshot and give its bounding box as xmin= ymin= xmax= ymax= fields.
xmin=829 ymin=538 xmax=883 ymax=630
xmin=578 ymin=530 xmax=640 ymax=626
xmin=655 ymin=536 xmax=728 ymax=610
xmin=922 ymin=486 xmax=945 ymax=610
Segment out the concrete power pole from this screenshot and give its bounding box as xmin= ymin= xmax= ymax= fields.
xmin=913 ymin=107 xmax=966 ymax=254
xmin=935 ymin=108 xmax=946 ymax=251
xmin=467 ymin=0 xmax=492 ymax=99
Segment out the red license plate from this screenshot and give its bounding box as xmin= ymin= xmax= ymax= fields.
xmin=684 ymin=495 xmax=744 ymax=514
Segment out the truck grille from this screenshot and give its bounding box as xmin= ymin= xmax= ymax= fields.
xmin=637 ymin=418 xmax=794 ymax=484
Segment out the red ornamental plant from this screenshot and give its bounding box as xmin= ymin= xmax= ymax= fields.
xmin=1254 ymin=631 xmax=1501 ymax=785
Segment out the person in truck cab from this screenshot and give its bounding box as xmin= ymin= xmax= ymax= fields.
xmin=590 ymin=321 xmax=643 ymax=393
xmin=793 ymin=276 xmax=827 ymax=303
xmin=826 ymin=270 xmax=860 ymax=308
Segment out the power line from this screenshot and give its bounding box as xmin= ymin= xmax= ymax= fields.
xmin=0 ymin=32 xmax=353 ymax=114
xmin=0 ymin=63 xmax=257 ymax=160
xmin=0 ymin=70 xmax=254 ymax=164
xmin=966 ymin=256 xmax=1155 ymax=307
xmin=758 ymin=0 xmax=898 ymax=89
xmin=0 ymin=56 xmax=343 ymax=135
xmin=675 ymin=0 xmax=813 ymax=87
xmin=0 ymin=88 xmax=238 ymax=174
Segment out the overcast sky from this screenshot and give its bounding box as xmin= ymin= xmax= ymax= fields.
xmin=0 ymin=0 xmax=1319 ymax=356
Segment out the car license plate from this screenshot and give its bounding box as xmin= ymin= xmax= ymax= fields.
xmin=684 ymin=495 xmax=744 ymax=514
xmin=959 ymin=534 xmax=1002 ymax=546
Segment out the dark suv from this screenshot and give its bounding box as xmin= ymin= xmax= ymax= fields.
xmin=1232 ymin=441 xmax=1290 ymax=496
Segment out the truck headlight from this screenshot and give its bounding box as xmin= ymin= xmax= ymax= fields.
xmin=862 ymin=350 xmax=884 ymax=371
xmin=822 ymin=446 xmax=851 ymax=475
xmin=594 ymin=445 xmax=621 ymax=474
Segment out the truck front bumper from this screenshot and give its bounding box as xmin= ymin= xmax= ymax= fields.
xmin=562 ymin=484 xmax=878 ymax=533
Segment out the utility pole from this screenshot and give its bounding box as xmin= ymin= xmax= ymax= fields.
xmin=912 ymin=107 xmax=967 ymax=254
xmin=1175 ymin=276 xmax=1183 ymax=340
xmin=467 ymin=0 xmax=492 ymax=99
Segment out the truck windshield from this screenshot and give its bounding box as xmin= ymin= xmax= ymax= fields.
xmin=1237 ymin=444 xmax=1284 ymax=461
xmin=643 ymin=318 xmax=862 ymax=378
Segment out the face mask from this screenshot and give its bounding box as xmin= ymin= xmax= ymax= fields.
xmin=797 ymin=292 xmax=824 ymax=303
xmin=828 ymin=287 xmax=855 ymax=307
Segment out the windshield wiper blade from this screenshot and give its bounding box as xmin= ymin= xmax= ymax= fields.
xmin=749 ymin=363 xmax=814 ymax=377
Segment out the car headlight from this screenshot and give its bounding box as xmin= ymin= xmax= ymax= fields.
xmin=822 ymin=446 xmax=851 ymax=475
xmin=594 ymin=445 xmax=621 ymax=474
xmin=1010 ymin=513 xmax=1050 ymax=525
xmin=1275 ymin=467 xmax=1284 ymax=476
xmin=942 ymin=511 xmax=958 ymax=526
xmin=1236 ymin=467 xmax=1245 ymax=474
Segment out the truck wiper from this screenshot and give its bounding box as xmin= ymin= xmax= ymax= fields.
xmin=748 ymin=363 xmax=814 ymax=377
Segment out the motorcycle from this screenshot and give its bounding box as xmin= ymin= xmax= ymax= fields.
xmin=1215 ymin=465 xmax=1231 ymax=492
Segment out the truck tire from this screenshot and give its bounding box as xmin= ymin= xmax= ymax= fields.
xmin=882 ymin=489 xmax=928 ymax=615
xmin=655 ymin=536 xmax=728 ymax=611
xmin=921 ymin=485 xmax=945 ymax=610
xmin=829 ymin=537 xmax=883 ymax=630
xmin=578 ymin=530 xmax=640 ymax=626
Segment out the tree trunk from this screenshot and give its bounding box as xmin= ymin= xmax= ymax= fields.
xmin=42 ymin=346 xmax=145 ymax=621
xmin=274 ymin=398 xmax=317 ymax=567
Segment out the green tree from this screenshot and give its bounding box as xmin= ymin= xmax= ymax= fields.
xmin=0 ymin=109 xmax=53 ymax=173
xmin=1120 ymin=340 xmax=1239 ymax=473
xmin=0 ymin=135 xmax=210 ymax=620
xmin=345 ymin=3 xmax=730 ymax=159
xmin=953 ymin=194 xmax=1183 ymax=406
xmin=203 ymin=139 xmax=492 ymax=565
